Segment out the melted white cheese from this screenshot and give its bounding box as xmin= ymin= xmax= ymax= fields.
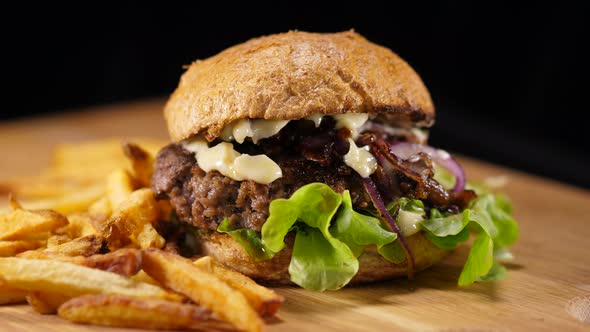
xmin=332 ymin=113 xmax=369 ymax=135
xmin=303 ymin=113 xmax=369 ymax=138
xmin=220 ymin=119 xmax=289 ymax=144
xmin=397 ymin=210 xmax=424 ymax=236
xmin=183 ymin=138 xmax=282 ymax=184
xmin=343 ymin=138 xmax=377 ymax=178
xmin=305 ymin=114 xmax=324 ymax=127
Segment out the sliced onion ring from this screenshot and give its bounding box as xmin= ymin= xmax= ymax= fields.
xmin=389 ymin=142 xmax=466 ymax=193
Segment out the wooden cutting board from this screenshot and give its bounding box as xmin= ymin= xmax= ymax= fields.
xmin=0 ymin=100 xmax=589 ymax=331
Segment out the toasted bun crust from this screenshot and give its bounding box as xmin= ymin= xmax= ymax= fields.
xmin=198 ymin=232 xmax=448 ymax=285
xmin=165 ymin=30 xmax=434 ymax=142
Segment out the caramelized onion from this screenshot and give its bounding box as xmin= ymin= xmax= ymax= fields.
xmin=390 ymin=142 xmax=466 ymax=193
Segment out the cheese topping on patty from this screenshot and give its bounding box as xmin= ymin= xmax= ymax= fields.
xmin=187 ymin=113 xmax=380 ymax=183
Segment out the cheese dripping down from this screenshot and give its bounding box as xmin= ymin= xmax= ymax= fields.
xmin=304 ymin=113 xmax=369 ymax=138
xmin=343 ymin=138 xmax=377 ymax=178
xmin=183 ymin=138 xmax=282 ymax=185
xmin=220 ymin=119 xmax=289 ymax=143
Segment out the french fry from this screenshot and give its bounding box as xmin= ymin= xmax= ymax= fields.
xmin=106 ymin=169 xmax=134 ymax=209
xmin=17 ymin=250 xmax=82 ymax=261
xmin=46 ymin=234 xmax=72 ymax=248
xmin=5 ymin=176 xmax=102 ymax=200
xmin=103 ymin=188 xmax=163 ymax=249
xmin=13 ymin=185 xmax=105 ymax=215
xmin=51 ymin=139 xmax=133 ymax=176
xmin=142 ymin=249 xmax=263 ymax=332
xmin=84 ymin=249 xmax=142 ymax=276
xmin=19 ymin=232 xmax=51 ymax=241
xmin=0 ymin=282 xmax=27 ymax=305
xmin=88 ymin=197 xmax=111 ymax=219
xmin=123 ymin=143 xmax=154 ymax=188
xmin=58 ymin=294 xmax=219 ymax=330
xmin=0 ymin=240 xmax=45 ymax=257
xmin=18 ymin=249 xmax=142 ymax=277
xmin=130 ymin=270 xmax=159 ymax=285
xmin=194 ymin=256 xmax=284 ymax=317
xmin=0 ymin=257 xmax=182 ymax=302
xmin=51 ymin=139 xmax=164 ymax=177
xmin=65 ymin=213 xmax=97 ymax=238
xmin=135 ymin=223 xmax=165 ymax=249
xmin=0 ymin=209 xmax=68 ymax=241
xmin=26 ymin=291 xmax=70 ymax=314
xmin=45 ymin=234 xmax=105 ymax=257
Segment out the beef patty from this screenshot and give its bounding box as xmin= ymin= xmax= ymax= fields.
xmin=152 ymin=142 xmax=370 ymax=232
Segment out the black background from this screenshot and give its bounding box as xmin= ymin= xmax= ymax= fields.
xmin=3 ymin=2 xmax=589 ymax=188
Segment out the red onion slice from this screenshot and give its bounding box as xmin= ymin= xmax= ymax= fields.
xmin=362 ymin=177 xmax=415 ymax=278
xmin=390 ymin=142 xmax=466 ymax=193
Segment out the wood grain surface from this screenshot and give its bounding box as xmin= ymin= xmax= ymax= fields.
xmin=0 ymin=100 xmax=589 ymax=331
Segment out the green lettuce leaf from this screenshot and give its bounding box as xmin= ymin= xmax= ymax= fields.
xmin=420 ymin=186 xmax=518 ymax=285
xmin=424 ymin=227 xmax=470 ymax=250
xmin=421 ymin=209 xmax=470 ymax=237
xmin=217 ymin=218 xmax=274 ymax=261
xmin=331 ymin=191 xmax=397 ymax=257
xmin=387 ymin=197 xmax=425 ymax=214
xmin=472 ymin=194 xmax=518 ymax=247
xmin=458 ymin=229 xmax=494 ymax=286
xmin=261 ymin=183 xmax=342 ymax=253
xmin=289 ymin=225 xmax=358 ymax=291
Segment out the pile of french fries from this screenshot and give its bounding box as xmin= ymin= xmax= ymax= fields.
xmin=0 ymin=139 xmax=283 ymax=331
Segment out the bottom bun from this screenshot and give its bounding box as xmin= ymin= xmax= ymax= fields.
xmin=198 ymin=232 xmax=449 ymax=285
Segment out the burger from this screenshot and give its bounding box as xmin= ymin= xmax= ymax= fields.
xmin=152 ymin=31 xmax=518 ymax=291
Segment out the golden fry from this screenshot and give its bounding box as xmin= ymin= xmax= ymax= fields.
xmin=18 ymin=248 xmax=142 ymax=277
xmin=0 ymin=282 xmax=27 ymax=305
xmin=106 ymin=169 xmax=134 ymax=209
xmin=13 ymin=185 xmax=105 ymax=215
xmin=18 ymin=232 xmax=51 ymax=241
xmin=58 ymin=294 xmax=218 ymax=330
xmin=84 ymin=249 xmax=142 ymax=276
xmin=130 ymin=270 xmax=159 ymax=285
xmin=51 ymin=139 xmax=132 ymax=176
xmin=194 ymin=256 xmax=284 ymax=317
xmin=103 ymin=188 xmax=162 ymax=249
xmin=46 ymin=234 xmax=71 ymax=248
xmin=123 ymin=143 xmax=154 ymax=188
xmin=142 ymin=249 xmax=263 ymax=332
xmin=65 ymin=213 xmax=97 ymax=238
xmin=0 ymin=209 xmax=68 ymax=241
xmin=135 ymin=223 xmax=165 ymax=249
xmin=88 ymin=197 xmax=111 ymax=218
xmin=45 ymin=234 xmax=105 ymax=257
xmin=26 ymin=291 xmax=70 ymax=314
xmin=50 ymin=139 xmax=164 ymax=177
xmin=0 ymin=257 xmax=182 ymax=302
xmin=0 ymin=240 xmax=45 ymax=257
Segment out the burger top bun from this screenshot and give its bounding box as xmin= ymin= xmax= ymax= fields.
xmin=164 ymin=30 xmax=435 ymax=142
